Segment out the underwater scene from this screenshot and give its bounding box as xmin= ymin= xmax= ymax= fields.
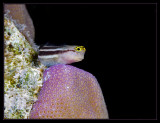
xmin=4 ymin=3 xmax=156 ymax=120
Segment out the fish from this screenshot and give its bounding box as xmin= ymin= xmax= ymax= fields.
xmin=38 ymin=45 xmax=86 ymax=67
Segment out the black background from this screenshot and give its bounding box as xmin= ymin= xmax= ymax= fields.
xmin=26 ymin=3 xmax=156 ymax=119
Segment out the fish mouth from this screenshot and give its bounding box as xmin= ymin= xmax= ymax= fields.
xmin=76 ymin=56 xmax=84 ymax=62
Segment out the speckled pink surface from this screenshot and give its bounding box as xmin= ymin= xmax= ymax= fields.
xmin=29 ymin=64 xmax=109 ymax=119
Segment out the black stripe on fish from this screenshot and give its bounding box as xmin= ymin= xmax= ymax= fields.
xmin=38 ymin=50 xmax=75 ymax=56
xmin=40 ymin=46 xmax=64 ymax=49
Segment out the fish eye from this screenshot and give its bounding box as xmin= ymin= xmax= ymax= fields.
xmin=75 ymin=46 xmax=86 ymax=52
xmin=75 ymin=46 xmax=81 ymax=51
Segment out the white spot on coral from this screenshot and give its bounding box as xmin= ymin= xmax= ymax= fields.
xmin=66 ymin=86 xmax=70 ymax=89
xmin=44 ymin=71 xmax=51 ymax=82
xmin=13 ymin=72 xmax=20 ymax=79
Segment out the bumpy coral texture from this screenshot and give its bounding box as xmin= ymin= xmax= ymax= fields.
xmin=29 ymin=64 xmax=108 ymax=119
xmin=4 ymin=16 xmax=45 ymax=119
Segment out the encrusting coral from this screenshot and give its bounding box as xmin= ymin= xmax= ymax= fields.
xmin=4 ymin=12 xmax=46 ymax=119
xmin=29 ymin=64 xmax=109 ymax=119
xmin=4 ymin=4 xmax=37 ymax=52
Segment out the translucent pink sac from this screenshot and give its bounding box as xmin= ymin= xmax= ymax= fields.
xmin=29 ymin=64 xmax=109 ymax=119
